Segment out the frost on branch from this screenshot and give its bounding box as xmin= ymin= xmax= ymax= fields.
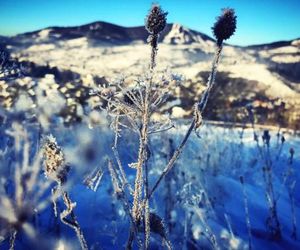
xmin=94 ymin=71 xmax=183 ymax=137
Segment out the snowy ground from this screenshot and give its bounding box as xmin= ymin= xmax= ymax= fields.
xmin=0 ymin=119 xmax=300 ymax=250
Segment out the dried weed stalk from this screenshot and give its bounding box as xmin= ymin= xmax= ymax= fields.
xmin=94 ymin=5 xmax=236 ymax=249
xmin=43 ymin=135 xmax=88 ymax=250
xmin=0 ymin=123 xmax=53 ymax=249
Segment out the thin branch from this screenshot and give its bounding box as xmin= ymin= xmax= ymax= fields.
xmin=107 ymin=160 xmax=143 ymax=249
xmin=148 ymin=44 xmax=223 ymax=200
xmin=60 ymin=192 xmax=88 ymax=250
xmin=9 ymin=229 xmax=17 ymax=250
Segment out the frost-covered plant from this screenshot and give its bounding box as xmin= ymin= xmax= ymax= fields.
xmin=145 ymin=4 xmax=168 ymax=70
xmin=43 ymin=135 xmax=70 ymax=184
xmin=287 ymin=148 xmax=297 ymax=239
xmin=0 ymin=49 xmax=25 ymax=81
xmin=92 ymin=4 xmax=179 ymax=249
xmin=247 ymin=106 xmax=283 ymax=240
xmin=0 ymin=123 xmax=54 ymax=249
xmin=240 ymin=176 xmax=253 ymax=250
xmin=96 ymin=71 xmax=181 ymax=248
xmin=260 ymin=130 xmax=282 ymax=239
xmin=147 ymin=7 xmax=236 ymax=204
xmin=247 ymin=102 xmax=300 ymax=242
xmin=42 ymin=135 xmax=88 ymax=250
xmin=93 ymin=5 xmax=237 ymax=249
xmin=277 ymin=147 xmax=297 ymax=239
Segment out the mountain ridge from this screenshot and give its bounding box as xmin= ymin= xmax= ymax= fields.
xmin=11 ymin=21 xmax=216 ymax=46
xmin=2 ymin=21 xmax=297 ymax=48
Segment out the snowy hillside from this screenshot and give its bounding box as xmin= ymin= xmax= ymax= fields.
xmin=1 ymin=21 xmax=299 ymax=128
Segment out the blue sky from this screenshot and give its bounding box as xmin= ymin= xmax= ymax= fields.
xmin=0 ymin=0 xmax=299 ymax=46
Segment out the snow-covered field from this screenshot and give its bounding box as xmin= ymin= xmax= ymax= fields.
xmin=0 ymin=119 xmax=299 ymax=250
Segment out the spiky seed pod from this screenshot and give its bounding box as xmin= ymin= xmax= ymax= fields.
xmin=145 ymin=4 xmax=168 ymax=69
xmin=262 ymin=130 xmax=271 ymax=146
xmin=42 ymin=135 xmax=70 ymax=184
xmin=138 ymin=213 xmax=167 ymax=239
xmin=145 ymin=5 xmax=168 ymax=35
xmin=212 ymin=8 xmax=237 ymax=46
xmin=149 ymin=213 xmax=167 ymax=239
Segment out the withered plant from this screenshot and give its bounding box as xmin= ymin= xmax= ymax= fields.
xmin=43 ymin=135 xmax=88 ymax=250
xmin=94 ymin=5 xmax=237 ymax=249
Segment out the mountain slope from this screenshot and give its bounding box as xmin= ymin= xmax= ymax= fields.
xmin=246 ymin=39 xmax=300 ymax=86
xmin=11 ymin=21 xmax=214 ymax=47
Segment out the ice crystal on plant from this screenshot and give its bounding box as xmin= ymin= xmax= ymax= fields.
xmin=95 ymin=71 xmax=182 ymax=136
xmin=43 ymin=135 xmax=70 ymax=184
xmin=0 ymin=124 xmax=54 ymax=249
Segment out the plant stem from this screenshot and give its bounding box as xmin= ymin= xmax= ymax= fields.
xmin=60 ymin=192 xmax=88 ymax=250
xmin=148 ymin=44 xmax=223 ymax=199
xmin=240 ymin=176 xmax=252 ymax=250
xmin=9 ymin=229 xmax=17 ymax=250
xmin=132 ymin=95 xmax=150 ymax=221
xmin=150 ymin=34 xmax=158 ymax=70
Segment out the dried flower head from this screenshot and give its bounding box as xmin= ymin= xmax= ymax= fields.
xmin=212 ymin=8 xmax=237 ymax=45
xmin=43 ymin=135 xmax=69 ymax=184
xmin=95 ymin=71 xmax=180 ymax=135
xmin=262 ymin=130 xmax=271 ymax=146
xmin=139 ymin=213 xmax=171 ymax=249
xmin=145 ymin=4 xmax=168 ymax=35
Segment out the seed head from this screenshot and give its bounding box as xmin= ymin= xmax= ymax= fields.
xmin=42 ymin=135 xmax=69 ymax=184
xmin=239 ymin=176 xmax=244 ymax=184
xmin=145 ymin=4 xmax=168 ymax=35
xmin=262 ymin=130 xmax=271 ymax=147
xmin=212 ymin=8 xmax=237 ymax=45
